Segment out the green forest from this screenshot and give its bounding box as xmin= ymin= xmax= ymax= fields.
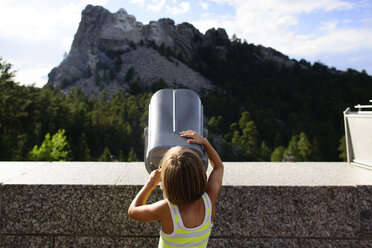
xmin=1 ymin=36 xmax=371 ymax=162
xmin=1 ymin=58 xmax=150 ymax=161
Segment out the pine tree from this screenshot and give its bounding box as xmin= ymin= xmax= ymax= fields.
xmin=239 ymin=120 xmax=259 ymax=160
xmin=271 ymin=146 xmax=285 ymax=162
xmin=98 ymin=147 xmax=113 ymax=161
xmin=128 ymin=147 xmax=139 ymax=162
xmin=118 ymin=150 xmax=126 ymax=162
xmin=28 ymin=129 xmax=70 ymax=161
xmin=297 ymin=132 xmax=312 ymax=161
xmin=260 ymin=141 xmax=272 ymax=161
xmin=208 ymin=115 xmax=224 ymax=134
xmin=312 ymin=138 xmax=322 ymax=161
xmin=338 ymin=135 xmax=347 ymax=161
xmin=77 ymin=133 xmax=91 ymax=161
xmin=229 ymin=111 xmax=260 ymax=161
xmin=284 ymin=134 xmax=299 ymax=160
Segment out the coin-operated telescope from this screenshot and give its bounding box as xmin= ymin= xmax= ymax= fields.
xmin=144 ymin=89 xmax=208 ymax=173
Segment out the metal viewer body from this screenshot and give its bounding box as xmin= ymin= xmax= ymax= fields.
xmin=144 ymin=89 xmax=208 ymax=173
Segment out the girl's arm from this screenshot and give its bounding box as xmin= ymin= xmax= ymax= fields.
xmin=128 ymin=169 xmax=167 ymax=222
xmin=180 ymin=130 xmax=224 ymax=221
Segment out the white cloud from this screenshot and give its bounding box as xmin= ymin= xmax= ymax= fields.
xmin=191 ymin=0 xmax=372 ymax=73
xmin=198 ymin=0 xmax=209 ymax=9
xmin=0 ymin=0 xmax=108 ymax=87
xmin=146 ymin=0 xmax=167 ymax=12
xmin=130 ymin=0 xmax=146 ymax=6
xmin=319 ymin=21 xmax=338 ymax=33
xmin=192 ymin=0 xmax=372 ymax=59
xmin=343 ymin=19 xmax=352 ymax=24
xmin=166 ymin=2 xmax=190 ymax=15
xmin=12 ymin=61 xmax=53 ymax=87
xmin=208 ymin=0 xmax=353 ymax=12
xmin=290 ymin=28 xmax=372 ymax=57
xmin=361 ymin=17 xmax=372 ymax=27
xmin=191 ymin=13 xmax=234 ymax=34
xmin=0 ymin=0 xmax=107 ymax=48
xmin=81 ymin=0 xmax=108 ymax=6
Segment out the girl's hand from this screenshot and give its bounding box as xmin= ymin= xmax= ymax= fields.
xmin=147 ymin=169 xmax=161 ymax=188
xmin=180 ymin=130 xmax=206 ymax=145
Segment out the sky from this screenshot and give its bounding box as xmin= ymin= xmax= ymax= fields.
xmin=0 ymin=0 xmax=371 ymax=88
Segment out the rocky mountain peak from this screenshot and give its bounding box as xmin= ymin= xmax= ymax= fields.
xmin=47 ymin=5 xmax=301 ymax=98
xmin=48 ymin=5 xmax=217 ymax=97
xmin=203 ymin=28 xmax=229 ymax=47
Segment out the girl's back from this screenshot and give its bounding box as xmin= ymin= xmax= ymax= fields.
xmin=178 ymin=197 xmax=205 ymax=229
xmin=159 ymin=193 xmax=212 ymax=248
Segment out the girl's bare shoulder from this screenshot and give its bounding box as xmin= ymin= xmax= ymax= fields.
xmin=156 ymin=199 xmax=171 ymax=216
xmin=157 ymin=199 xmax=170 ymax=209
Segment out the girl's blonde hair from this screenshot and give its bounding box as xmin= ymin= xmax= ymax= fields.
xmin=160 ymin=146 xmax=207 ymax=205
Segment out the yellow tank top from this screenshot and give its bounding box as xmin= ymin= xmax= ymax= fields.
xmin=158 ymin=193 xmax=212 ymax=248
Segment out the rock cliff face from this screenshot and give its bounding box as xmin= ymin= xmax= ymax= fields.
xmin=47 ymin=5 xmax=230 ymax=97
xmin=47 ymin=5 xmax=301 ymax=97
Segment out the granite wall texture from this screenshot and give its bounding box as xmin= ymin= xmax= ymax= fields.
xmin=0 ymin=162 xmax=371 ymax=247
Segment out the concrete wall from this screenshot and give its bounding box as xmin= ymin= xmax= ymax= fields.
xmin=1 ymin=162 xmax=371 ymax=247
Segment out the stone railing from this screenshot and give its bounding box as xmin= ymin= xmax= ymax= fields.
xmin=1 ymin=162 xmax=371 ymax=247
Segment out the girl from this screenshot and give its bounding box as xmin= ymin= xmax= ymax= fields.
xmin=128 ymin=130 xmax=224 ymax=248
